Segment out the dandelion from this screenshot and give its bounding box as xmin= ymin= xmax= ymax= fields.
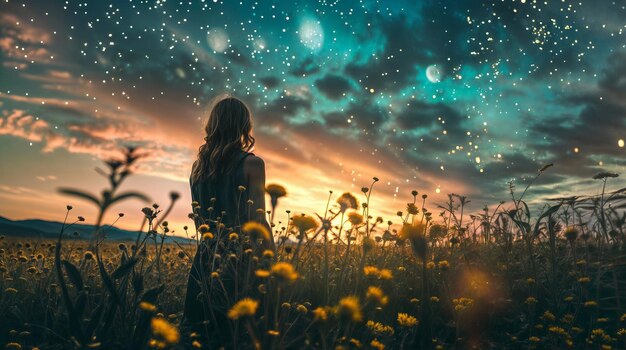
xmin=242 ymin=221 xmax=270 ymax=241
xmin=227 ymin=298 xmax=259 ymax=320
xmin=426 ymin=261 xmax=436 ymax=269
xmin=584 ymin=300 xmax=598 ymax=308
xmin=378 ymin=269 xmax=393 ymax=280
xmin=526 ymin=278 xmax=535 ymax=285
xmin=191 ymin=340 xmax=202 ymax=348
xmin=541 ymin=310 xmax=556 ymax=321
xmin=271 ymin=262 xmax=299 ymax=283
xmin=296 ymin=304 xmax=308 ymax=314
xmin=577 ymin=276 xmax=591 ymax=284
xmin=139 ymin=301 xmax=157 ymax=312
xmin=335 ymin=296 xmax=363 ymax=322
xmin=5 ymin=343 xmax=22 ymax=350
xmin=337 ymin=192 xmax=359 ymax=213
xmin=548 ymin=326 xmax=568 ymax=336
xmin=364 ymin=266 xmax=380 ymax=277
xmin=529 ymin=336 xmax=540 ymax=343
xmin=366 ymin=286 xmax=389 ymax=306
xmin=202 ymin=232 xmax=213 ymax=240
xmin=438 ymin=260 xmax=449 ymax=270
xmin=366 ymin=320 xmax=395 ymax=336
xmin=198 ymin=224 xmax=210 ymax=234
xmin=452 ymin=297 xmax=474 ymax=312
xmin=313 ymin=307 xmax=328 ymax=321
xmin=255 ymin=269 xmax=270 ymax=278
xmin=267 ymin=330 xmax=280 ymax=336
xmin=525 ymin=297 xmax=538 ymax=305
xmin=370 ymin=339 xmax=385 ymax=350
xmin=229 ymin=232 xmax=238 ymax=241
xmin=362 ymin=237 xmax=376 ymax=253
xmin=348 ymin=212 xmax=363 ymax=226
xmin=150 ymin=317 xmax=180 ymax=347
xmin=399 ymin=223 xmax=428 ymax=260
xmin=262 ymin=249 xmax=274 ymax=258
xmin=397 ymin=313 xmax=418 ymax=327
xmin=430 ymin=296 xmax=440 ymax=303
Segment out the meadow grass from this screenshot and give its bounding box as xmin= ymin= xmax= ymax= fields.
xmin=1 ymin=151 xmax=625 ymax=349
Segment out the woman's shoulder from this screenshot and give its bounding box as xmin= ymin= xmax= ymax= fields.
xmin=242 ymin=153 xmax=264 ymax=173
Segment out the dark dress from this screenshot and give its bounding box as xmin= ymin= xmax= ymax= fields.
xmin=183 ymin=149 xmax=254 ymax=342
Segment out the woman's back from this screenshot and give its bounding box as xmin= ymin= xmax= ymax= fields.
xmin=190 ymin=149 xmax=253 ymax=233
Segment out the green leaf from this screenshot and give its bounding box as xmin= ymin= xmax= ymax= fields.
xmin=62 ymin=260 xmax=84 ymax=291
xmin=533 ymin=204 xmax=562 ymax=237
xmin=112 ymin=257 xmax=138 ymax=279
xmin=57 ymin=188 xmax=101 ymax=206
xmin=110 ymin=191 xmax=151 ymax=205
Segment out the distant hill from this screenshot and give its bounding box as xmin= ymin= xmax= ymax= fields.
xmin=0 ymin=216 xmax=192 ymax=242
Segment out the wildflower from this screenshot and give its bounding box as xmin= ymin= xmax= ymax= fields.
xmin=597 ymin=318 xmax=609 ymax=323
xmin=362 ymin=237 xmax=376 ymax=253
xmin=525 ymin=297 xmax=537 ymax=305
xmin=452 ymin=297 xmax=474 ymax=312
xmin=365 ymin=286 xmax=388 ymax=306
xmin=430 ymin=296 xmax=439 ymax=303
xmin=621 ymin=313 xmax=626 ymax=321
xmin=229 ymin=232 xmax=238 ymax=241
xmin=139 ymin=301 xmax=157 ymax=312
xmin=397 ymin=313 xmax=418 ymax=327
xmin=191 ymin=340 xmax=202 ymax=348
xmin=227 ymin=298 xmax=259 ymax=320
xmin=548 ymin=326 xmax=568 ymax=336
xmin=363 ymin=266 xmax=380 ymax=277
xmin=5 ymin=343 xmax=22 ymax=350
xmin=526 ymin=278 xmax=535 ymax=285
xmin=267 ymin=330 xmax=280 ymax=336
xmin=564 ymin=226 xmax=579 ymax=241
xmin=238 ymin=185 xmax=247 ymax=191
xmin=542 ymin=310 xmax=556 ymax=321
xmin=335 ymin=296 xmax=363 ymax=322
xmin=266 ymin=184 xmax=287 ymax=198
xmin=202 ymin=232 xmax=214 ymax=241
xmin=578 ymin=276 xmax=591 ymax=284
xmin=291 ymin=214 xmax=318 ymax=234
xmin=150 ymin=317 xmax=180 ymax=346
xmin=592 ymin=172 xmax=619 ymax=180
xmin=262 ymin=249 xmax=274 ymax=259
xmin=255 ymin=269 xmax=270 ymax=278
xmin=210 ymin=272 xmax=219 ymax=279
xmin=378 ymin=269 xmax=393 ymax=280
xmin=312 ymin=307 xmax=328 ymax=322
xmin=198 ymin=224 xmax=210 ymax=234
xmin=370 ymin=339 xmax=385 ymax=350
xmin=529 ymin=336 xmax=540 ymax=343
xmin=399 ymin=223 xmax=428 ymax=260
xmin=564 ymin=296 xmax=574 ymax=302
xmin=426 ymin=261 xmax=436 ymax=269
xmin=243 ymin=221 xmax=270 ymax=241
xmin=271 ymin=262 xmax=299 ymax=283
xmin=438 ymin=260 xmax=449 ymax=270
xmin=617 ymin=328 xmax=626 ymax=336
xmin=366 ymin=320 xmax=394 ymax=336
xmin=296 ymin=304 xmax=308 ymax=314
xmin=561 ymin=314 xmax=575 ymax=323
xmin=584 ymin=300 xmax=598 ymax=308
xmin=337 ymin=192 xmax=359 ymax=213
xmin=348 ymin=212 xmax=363 ymax=226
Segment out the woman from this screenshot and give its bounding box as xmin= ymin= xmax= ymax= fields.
xmin=183 ymin=95 xmax=273 ymax=343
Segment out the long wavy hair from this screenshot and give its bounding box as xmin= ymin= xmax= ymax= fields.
xmin=191 ymin=95 xmax=255 ymax=182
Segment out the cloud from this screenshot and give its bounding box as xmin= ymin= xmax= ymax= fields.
xmin=314 ymin=74 xmax=353 ymax=100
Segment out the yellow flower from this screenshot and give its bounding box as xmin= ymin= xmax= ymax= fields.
xmin=584 ymin=300 xmax=598 ymax=308
xmin=548 ymin=326 xmax=568 ymax=336
xmin=191 ymin=340 xmax=202 ymax=348
xmin=267 ymin=329 xmax=280 ymax=336
xmin=526 ymin=278 xmax=535 ymax=285
xmin=347 ymin=212 xmax=363 ymax=226
xmin=529 ymin=336 xmax=540 ymax=343
xmin=525 ymin=297 xmax=538 ymax=305
xmin=198 ymin=224 xmax=210 ymax=234
xmin=430 ymin=296 xmax=439 ymax=303
xmin=577 ymin=276 xmax=591 ymax=283
xmin=452 ymin=297 xmax=474 ymax=312
xmin=366 ymin=320 xmax=394 ymax=336
xmin=291 ymin=214 xmax=318 ymax=233
xmin=397 ymin=313 xmax=418 ymax=327
xmin=227 ymin=298 xmax=259 ymax=320
xmin=202 ymin=232 xmax=214 ymax=240
xmin=5 ymin=343 xmax=22 ymax=350
xmin=265 ymin=184 xmax=287 ymax=198
xmin=271 ymin=262 xmax=299 ymax=283
xmin=335 ymin=296 xmax=363 ymax=322
xmin=255 ymin=269 xmax=270 ymax=278
xmin=296 ymin=304 xmax=308 ymax=314
xmin=541 ymin=310 xmax=555 ymax=321
xmin=242 ymin=221 xmax=270 ymax=240
xmin=399 ymin=223 xmax=428 ymax=260
xmin=5 ymin=287 xmax=18 ymax=294
xmin=312 ymin=307 xmax=328 ymax=322
xmin=378 ymin=269 xmax=393 ymax=280
xmin=426 ymin=262 xmax=436 ymax=269
xmin=370 ymin=339 xmax=385 ymax=350
xmin=151 ymin=317 xmax=180 ymax=345
xmin=229 ymin=232 xmax=239 ymax=241
xmin=262 ymin=249 xmax=274 ymax=258
xmin=363 ymin=266 xmax=380 ymax=277
xmin=366 ymin=286 xmax=388 ymax=306
xmin=139 ymin=301 xmax=157 ymax=312
xmin=438 ymin=260 xmax=449 ymax=270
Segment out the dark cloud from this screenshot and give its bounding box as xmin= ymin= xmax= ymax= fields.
xmin=314 ymin=74 xmax=353 ymax=100
xmin=259 ymin=76 xmax=281 ymax=89
xmin=290 ymin=56 xmax=321 ymax=76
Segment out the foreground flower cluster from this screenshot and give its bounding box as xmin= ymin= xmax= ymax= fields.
xmin=1 ymin=153 xmax=625 ymax=349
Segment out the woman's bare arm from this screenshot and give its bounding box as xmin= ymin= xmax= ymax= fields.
xmin=243 ymin=155 xmax=275 ymax=250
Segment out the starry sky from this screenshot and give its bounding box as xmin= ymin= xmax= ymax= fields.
xmin=1 ymin=0 xmax=625 ymax=232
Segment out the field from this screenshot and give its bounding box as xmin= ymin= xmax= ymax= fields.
xmin=1 ymin=154 xmax=626 ymax=350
